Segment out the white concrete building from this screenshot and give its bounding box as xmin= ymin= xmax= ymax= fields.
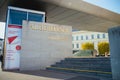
xmin=72 ymin=31 xmax=109 ymax=52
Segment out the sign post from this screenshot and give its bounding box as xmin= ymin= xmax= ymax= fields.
xmin=4 ymin=25 xmax=22 ymax=69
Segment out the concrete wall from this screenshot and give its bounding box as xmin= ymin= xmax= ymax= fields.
xmin=20 ymin=21 xmax=72 ymax=70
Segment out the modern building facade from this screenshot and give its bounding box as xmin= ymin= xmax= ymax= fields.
xmin=72 ymin=31 xmax=108 ymax=53
xmin=3 ymin=6 xmax=72 ymax=70
xmin=0 ymin=0 xmax=120 ymax=79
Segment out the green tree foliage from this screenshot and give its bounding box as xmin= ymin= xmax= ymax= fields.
xmin=81 ymin=42 xmax=94 ymax=50
xmin=98 ymin=42 xmax=109 ymax=55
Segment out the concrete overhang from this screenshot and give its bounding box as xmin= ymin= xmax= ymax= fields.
xmin=0 ymin=0 xmax=120 ymax=32
xmin=41 ymin=0 xmax=120 ymax=24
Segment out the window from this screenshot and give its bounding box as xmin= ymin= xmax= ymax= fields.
xmin=97 ymin=34 xmax=100 ymax=39
xmin=9 ymin=10 xmax=27 ymax=25
xmin=76 ymin=36 xmax=79 ymax=40
xmin=86 ymin=36 xmax=88 ymax=40
xmin=9 ymin=9 xmax=45 ymax=25
xmin=72 ymin=44 xmax=74 ymax=48
xmin=103 ymin=34 xmax=105 ymax=38
xmin=91 ymin=35 xmax=94 ymax=39
xmin=28 ymin=12 xmax=44 ymax=22
xmin=76 ymin=44 xmax=79 ymax=48
xmin=81 ymin=36 xmax=83 ymax=40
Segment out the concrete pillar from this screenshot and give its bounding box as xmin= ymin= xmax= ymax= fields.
xmin=108 ymin=27 xmax=120 ymax=80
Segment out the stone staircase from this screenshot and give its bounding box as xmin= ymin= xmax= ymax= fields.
xmin=46 ymin=57 xmax=112 ymax=78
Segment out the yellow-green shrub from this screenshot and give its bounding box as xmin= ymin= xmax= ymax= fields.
xmin=98 ymin=42 xmax=109 ymax=55
xmin=81 ymin=42 xmax=94 ymax=50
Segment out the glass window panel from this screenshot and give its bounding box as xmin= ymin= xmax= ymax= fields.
xmin=91 ymin=35 xmax=94 ymax=39
xmin=97 ymin=34 xmax=100 ymax=39
xmin=103 ymin=34 xmax=105 ymax=38
xmin=9 ymin=10 xmax=27 ymax=25
xmin=76 ymin=36 xmax=79 ymax=40
xmin=72 ymin=44 xmax=74 ymax=48
xmin=81 ymin=36 xmax=83 ymax=40
xmin=28 ymin=12 xmax=44 ymax=22
xmin=86 ymin=36 xmax=88 ymax=40
xmin=76 ymin=44 xmax=79 ymax=48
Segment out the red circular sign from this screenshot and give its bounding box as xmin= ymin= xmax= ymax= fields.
xmin=16 ymin=45 xmax=21 ymax=50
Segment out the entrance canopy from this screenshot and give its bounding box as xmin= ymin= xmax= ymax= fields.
xmin=0 ymin=0 xmax=120 ymax=32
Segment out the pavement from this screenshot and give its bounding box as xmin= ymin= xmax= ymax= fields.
xmin=0 ymin=63 xmax=112 ymax=80
xmin=0 ymin=69 xmax=100 ymax=80
xmin=0 ymin=69 xmax=113 ymax=80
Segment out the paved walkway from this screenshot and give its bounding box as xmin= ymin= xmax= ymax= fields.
xmin=0 ymin=69 xmax=113 ymax=80
xmin=0 ymin=71 xmax=58 ymax=80
xmin=0 ymin=69 xmax=100 ymax=80
xmin=0 ymin=63 xmax=112 ymax=80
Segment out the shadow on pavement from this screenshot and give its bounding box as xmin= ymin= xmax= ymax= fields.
xmin=5 ymin=70 xmax=100 ymax=80
xmin=66 ymin=76 xmax=100 ymax=80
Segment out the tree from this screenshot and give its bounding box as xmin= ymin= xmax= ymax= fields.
xmin=98 ymin=42 xmax=109 ymax=55
xmin=81 ymin=42 xmax=94 ymax=50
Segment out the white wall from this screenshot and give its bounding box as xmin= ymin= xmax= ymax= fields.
xmin=20 ymin=21 xmax=72 ymax=70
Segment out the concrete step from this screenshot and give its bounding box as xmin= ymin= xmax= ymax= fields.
xmin=64 ymin=58 xmax=110 ymax=62
xmin=59 ymin=60 xmax=111 ymax=65
xmin=46 ymin=67 xmax=112 ymax=78
xmin=46 ymin=58 xmax=112 ymax=78
xmin=65 ymin=57 xmax=110 ymax=61
xmin=65 ymin=57 xmax=110 ymax=59
xmin=51 ymin=64 xmax=111 ymax=72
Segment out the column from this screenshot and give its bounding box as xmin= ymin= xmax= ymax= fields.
xmin=108 ymin=27 xmax=120 ymax=80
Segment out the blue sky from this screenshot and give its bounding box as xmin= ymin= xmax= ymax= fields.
xmin=83 ymin=0 xmax=120 ymax=14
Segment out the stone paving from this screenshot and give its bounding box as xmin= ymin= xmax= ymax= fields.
xmin=0 ymin=69 xmax=100 ymax=80
xmin=0 ymin=69 xmax=113 ymax=80
xmin=0 ymin=63 xmax=112 ymax=80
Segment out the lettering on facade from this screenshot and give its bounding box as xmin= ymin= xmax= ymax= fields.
xmin=29 ymin=22 xmax=70 ymax=33
xmin=48 ymin=36 xmax=69 ymax=41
